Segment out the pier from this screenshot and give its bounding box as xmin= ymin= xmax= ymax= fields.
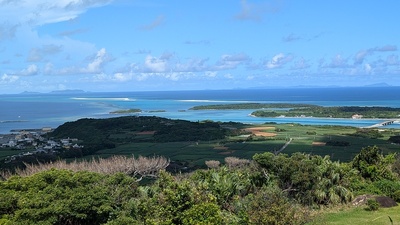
xmin=364 ymin=120 xmax=399 ymax=128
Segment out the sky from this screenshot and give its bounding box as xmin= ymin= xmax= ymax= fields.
xmin=0 ymin=0 xmax=400 ymax=94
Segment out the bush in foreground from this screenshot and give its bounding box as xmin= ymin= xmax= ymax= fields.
xmin=0 ymin=169 xmax=137 ymax=225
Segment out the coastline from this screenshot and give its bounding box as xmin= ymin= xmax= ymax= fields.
xmin=248 ymin=113 xmax=400 ymax=121
xmin=2 ymin=114 xmax=399 ymax=136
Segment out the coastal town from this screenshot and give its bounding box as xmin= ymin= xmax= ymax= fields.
xmin=0 ymin=128 xmax=83 ymax=164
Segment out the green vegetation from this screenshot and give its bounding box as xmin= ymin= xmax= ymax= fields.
xmin=147 ymin=110 xmax=166 ymax=113
xmin=45 ymin=116 xmax=227 ymax=157
xmin=308 ymin=205 xmax=400 ymax=225
xmin=190 ymin=103 xmax=400 ymax=118
xmin=0 ymin=169 xmax=137 ymax=225
xmin=389 ymin=135 xmax=400 ymax=144
xmin=1 ymin=145 xmax=400 ymax=224
xmin=109 ymin=108 xmax=142 ymax=114
xmin=252 ymin=105 xmax=400 ymax=119
xmin=1 ymin=116 xmax=400 ymax=224
xmin=189 ymin=103 xmax=317 ymax=110
xmin=2 ymin=117 xmax=400 ymax=171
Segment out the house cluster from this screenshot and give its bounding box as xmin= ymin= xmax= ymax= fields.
xmin=0 ymin=129 xmax=83 ymax=164
xmin=352 ymin=114 xmax=364 ymax=119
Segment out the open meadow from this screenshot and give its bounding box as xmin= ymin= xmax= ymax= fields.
xmin=308 ymin=205 xmax=400 ymax=225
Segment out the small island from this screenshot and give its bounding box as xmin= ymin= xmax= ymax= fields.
xmin=189 ymin=103 xmax=316 ymax=110
xmin=147 ymin=110 xmax=166 ymax=113
xmin=189 ymin=103 xmax=400 ymax=119
xmin=252 ymin=105 xmax=400 ymax=119
xmin=109 ymin=109 xmax=142 ymax=114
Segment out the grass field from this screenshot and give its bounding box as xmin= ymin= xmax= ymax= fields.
xmin=308 ymin=205 xmax=400 ymax=225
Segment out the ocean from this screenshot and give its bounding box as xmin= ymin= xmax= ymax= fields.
xmin=1 ymin=87 xmax=400 ymax=134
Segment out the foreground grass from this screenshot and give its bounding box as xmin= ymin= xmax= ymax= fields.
xmin=308 ymin=205 xmax=400 ymax=225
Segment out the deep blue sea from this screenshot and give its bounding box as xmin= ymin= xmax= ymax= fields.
xmin=1 ymin=87 xmax=400 ymax=134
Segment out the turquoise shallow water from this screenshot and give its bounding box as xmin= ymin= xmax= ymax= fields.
xmin=1 ymin=87 xmax=400 ymax=134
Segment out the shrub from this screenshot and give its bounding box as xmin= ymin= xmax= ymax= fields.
xmin=351 ymin=146 xmax=396 ymax=181
xmin=242 ymin=186 xmax=310 ymax=225
xmin=181 ymin=203 xmax=223 ymax=225
xmin=366 ymin=199 xmax=379 ymax=211
xmin=392 ymin=190 xmax=400 ymax=202
xmin=0 ymin=169 xmax=137 ymax=225
xmin=388 ymin=135 xmax=400 ymax=144
xmin=373 ymin=179 xmax=400 ymax=199
xmin=224 ymin=157 xmax=250 ymax=169
xmin=1 ymin=155 xmax=169 ymax=180
xmin=205 ymin=160 xmax=220 ymax=169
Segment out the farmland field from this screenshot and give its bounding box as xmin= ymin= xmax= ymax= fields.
xmin=86 ymin=123 xmax=400 ymax=167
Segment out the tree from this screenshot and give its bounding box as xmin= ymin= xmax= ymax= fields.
xmin=351 ymin=146 xmax=396 ymax=181
xmin=253 ymin=152 xmax=354 ymax=205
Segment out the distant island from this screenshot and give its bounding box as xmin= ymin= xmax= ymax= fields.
xmin=50 ymin=89 xmax=87 ymax=94
xmin=190 ymin=103 xmax=400 ymax=119
xmin=110 ymin=109 xmax=167 ymax=114
xmin=110 ymin=109 xmax=142 ymax=114
xmin=189 ymin=103 xmax=316 ymax=110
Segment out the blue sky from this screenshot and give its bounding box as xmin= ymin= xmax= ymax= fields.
xmin=1 ymin=0 xmax=399 ymax=94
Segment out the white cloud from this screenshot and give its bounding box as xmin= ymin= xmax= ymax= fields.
xmin=44 ymin=63 xmax=54 ymax=74
xmin=364 ymin=63 xmax=372 ymax=74
xmin=246 ymin=75 xmax=255 ymax=80
xmin=113 ymin=72 xmax=133 ymax=82
xmin=323 ymin=54 xmax=352 ymax=68
xmin=214 ymin=53 xmax=250 ymax=70
xmin=266 ymin=53 xmax=292 ymax=69
xmin=224 ymin=73 xmax=234 ymax=79
xmin=1 ymin=74 xmax=19 ymax=83
xmin=354 ymin=50 xmax=369 ymax=65
xmin=136 ymin=73 xmax=151 ymax=81
xmin=144 ymin=55 xmax=168 ymax=73
xmin=205 ymin=71 xmax=217 ymax=77
xmin=21 ymin=64 xmax=39 ymax=76
xmin=44 ymin=48 xmax=111 ymax=75
xmin=165 ymin=72 xmax=180 ymax=81
xmin=354 ymin=45 xmax=398 ymax=65
xmin=83 ymin=48 xmax=108 ymax=73
xmin=176 ymin=58 xmax=208 ymax=72
xmin=0 ymin=0 xmax=113 ymax=27
xmin=8 ymin=64 xmax=39 ymax=76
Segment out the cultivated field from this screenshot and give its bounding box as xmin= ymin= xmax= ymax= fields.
xmin=86 ymin=123 xmax=400 ymax=168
